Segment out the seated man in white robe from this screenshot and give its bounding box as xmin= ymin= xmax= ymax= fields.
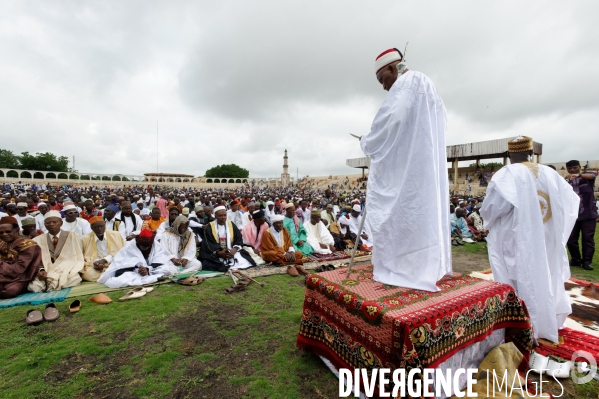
xmin=200 ymin=206 xmax=256 ymax=271
xmin=304 ymin=209 xmax=336 ymax=254
xmin=338 ymin=204 xmax=373 ymax=249
xmin=118 ymin=201 xmax=143 ymax=241
xmin=81 ymin=216 xmax=125 ymax=282
xmin=227 ymin=199 xmax=246 ymax=230
xmin=61 ymin=203 xmax=91 ymax=236
xmin=159 ymin=215 xmax=202 ymax=273
xmin=98 ymin=228 xmax=173 ymax=288
xmin=102 ymin=204 xmax=121 ymax=232
xmin=29 ymin=210 xmax=84 ymax=292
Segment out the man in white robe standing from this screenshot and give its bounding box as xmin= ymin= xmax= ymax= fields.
xmin=360 ymin=47 xmax=451 ymax=291
xmin=480 ymin=136 xmax=579 ymax=342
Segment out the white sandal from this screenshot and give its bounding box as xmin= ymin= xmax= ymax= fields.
xmin=547 ymin=357 xmax=572 ymax=379
xmin=118 ymin=289 xmax=147 ymax=302
xmin=529 ymin=351 xmax=549 ymax=373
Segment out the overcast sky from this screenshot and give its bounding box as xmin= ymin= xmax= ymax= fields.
xmin=1 ymin=1 xmax=598 ymax=178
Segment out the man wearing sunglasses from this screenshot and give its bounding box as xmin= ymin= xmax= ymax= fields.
xmin=61 ymin=203 xmax=91 ymax=236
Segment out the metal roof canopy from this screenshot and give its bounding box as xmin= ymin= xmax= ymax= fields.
xmin=446 ymin=137 xmax=542 ymax=162
xmin=346 ymin=137 xmax=543 ymax=169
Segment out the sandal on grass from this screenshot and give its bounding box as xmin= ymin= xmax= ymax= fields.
xmin=177 ymin=276 xmax=205 ymax=286
xmin=225 ymin=284 xmax=247 ymax=294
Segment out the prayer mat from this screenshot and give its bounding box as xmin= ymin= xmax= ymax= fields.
xmin=67 ymin=279 xmax=172 ymax=298
xmin=0 ymin=287 xmax=71 ymax=309
xmin=170 ymin=270 xmax=225 ymax=281
xmin=306 ymin=252 xmax=351 ymax=263
xmin=537 ymin=327 xmax=599 ymax=365
xmin=297 ymin=264 xmax=533 ymax=376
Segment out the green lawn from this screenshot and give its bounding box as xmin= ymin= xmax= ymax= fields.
xmin=568 ymin=230 xmax=599 ymax=282
xmin=0 ymin=276 xmax=339 ymax=399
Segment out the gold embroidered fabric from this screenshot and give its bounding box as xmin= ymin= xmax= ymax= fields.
xmin=522 ymin=162 xmax=539 ymax=179
xmin=537 ymin=190 xmax=552 ymax=223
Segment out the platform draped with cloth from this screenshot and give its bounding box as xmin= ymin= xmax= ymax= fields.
xmin=297 ymin=264 xmax=533 ymax=390
xmin=360 ymin=47 xmax=451 ymax=291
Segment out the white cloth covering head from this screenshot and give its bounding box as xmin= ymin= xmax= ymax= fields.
xmin=45 ymin=210 xmax=62 ymax=219
xmin=62 ymin=203 xmax=77 ymax=212
xmin=352 ymin=204 xmax=361 ymax=212
xmin=375 ymin=48 xmax=403 ymax=73
xmin=213 ymin=205 xmax=226 ymax=214
xmin=266 ymin=201 xmax=274 ymax=206
xmin=136 ymin=199 xmax=144 ymax=204
xmin=271 ymin=215 xmax=284 ymax=223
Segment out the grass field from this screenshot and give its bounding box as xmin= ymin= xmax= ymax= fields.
xmin=2 ymin=238 xmax=599 ymax=398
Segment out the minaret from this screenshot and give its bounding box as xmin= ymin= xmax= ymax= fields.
xmin=281 ymin=149 xmax=290 ymax=186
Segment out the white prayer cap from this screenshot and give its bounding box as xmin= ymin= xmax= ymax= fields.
xmin=137 ymin=199 xmax=144 ymax=204
xmin=63 ymin=203 xmax=77 ymax=212
xmin=352 ymin=204 xmax=361 ymax=212
xmin=37 ymin=201 xmax=47 ymax=207
xmin=16 ymin=202 xmax=27 ymax=207
xmin=140 ymin=208 xmax=151 ymax=215
xmin=374 ymin=48 xmax=403 ymax=74
xmin=285 ymin=203 xmax=295 ymax=209
xmin=213 ymin=205 xmax=226 ymax=214
xmin=271 ymin=215 xmax=284 ymax=223
xmin=44 ymin=210 xmax=62 ymax=219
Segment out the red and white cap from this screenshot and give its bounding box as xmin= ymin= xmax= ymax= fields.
xmin=374 ymin=48 xmax=403 ymax=74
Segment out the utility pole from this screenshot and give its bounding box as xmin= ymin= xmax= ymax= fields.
xmin=73 ymin=155 xmax=75 ymax=171
xmin=156 ymin=120 xmax=159 ymax=173
xmin=296 ymin=167 xmax=298 ymax=181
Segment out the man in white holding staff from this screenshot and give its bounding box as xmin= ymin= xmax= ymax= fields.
xmin=359 ymin=47 xmax=451 ymax=291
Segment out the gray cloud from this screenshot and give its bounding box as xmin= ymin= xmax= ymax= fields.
xmin=1 ymin=1 xmax=598 ymax=179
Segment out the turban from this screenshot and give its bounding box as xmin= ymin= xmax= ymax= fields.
xmin=213 ymin=205 xmax=226 ymax=214
xmin=45 ymin=210 xmax=62 ymax=219
xmin=271 ymin=215 xmax=284 ymax=223
xmin=374 ymin=48 xmax=403 ymax=74
xmin=16 ymin=202 xmax=27 ymax=207
xmin=106 ymin=204 xmax=120 ymax=214
xmin=566 ymin=160 xmax=580 ymax=167
xmin=507 ymin=136 xmax=533 ymax=153
xmin=352 ymin=204 xmax=362 ymax=212
xmin=0 ymin=216 xmax=18 ymax=225
xmin=252 ymin=210 xmax=265 ymax=219
xmin=285 ymin=203 xmax=295 ymax=209
xmin=21 ymin=217 xmax=36 ymax=227
xmin=266 ymin=201 xmax=274 ymax=206
xmin=89 ymin=216 xmax=104 ymax=225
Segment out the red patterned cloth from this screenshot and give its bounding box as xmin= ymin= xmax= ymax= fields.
xmin=537 ymin=328 xmax=599 ymax=364
xmin=297 ymin=264 xmax=532 ymax=375
xmin=305 ymin=252 xmax=351 ymax=263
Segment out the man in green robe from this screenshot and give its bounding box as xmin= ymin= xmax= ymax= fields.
xmin=283 ymin=204 xmax=314 ymax=256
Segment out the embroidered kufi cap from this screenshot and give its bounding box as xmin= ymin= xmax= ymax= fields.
xmin=507 ymin=136 xmax=533 ymax=153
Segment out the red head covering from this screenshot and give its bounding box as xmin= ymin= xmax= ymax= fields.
xmin=138 ymin=228 xmax=153 ymax=238
xmin=0 ymin=216 xmax=18 ymax=225
xmin=231 ymin=199 xmax=240 ymax=206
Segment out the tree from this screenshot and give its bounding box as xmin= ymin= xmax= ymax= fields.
xmin=0 ymin=149 xmax=21 ymax=169
xmin=205 ymin=164 xmax=249 ymax=178
xmin=19 ymin=152 xmax=69 ymax=172
xmin=468 ymin=162 xmax=504 ymax=169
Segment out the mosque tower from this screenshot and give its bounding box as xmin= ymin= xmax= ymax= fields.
xmin=281 ymin=149 xmax=290 ymax=186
